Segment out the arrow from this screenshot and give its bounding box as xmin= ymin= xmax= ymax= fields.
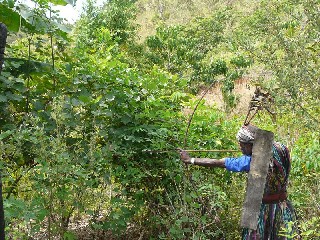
xmin=143 ymin=149 xmax=240 ymax=153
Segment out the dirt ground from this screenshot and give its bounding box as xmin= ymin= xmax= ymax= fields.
xmin=203 ymin=78 xmax=255 ymax=115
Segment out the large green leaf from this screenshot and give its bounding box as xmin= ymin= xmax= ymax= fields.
xmin=49 ymin=0 xmax=77 ymax=7
xmin=0 ymin=4 xmax=20 ymax=32
xmin=19 ymin=3 xmax=71 ymax=34
xmin=19 ymin=4 xmax=50 ymax=33
xmin=1 ymin=2 xmax=71 ymax=34
xmin=0 ymin=0 xmax=14 ymax=8
xmin=49 ymin=0 xmax=68 ymax=6
xmin=53 ymin=21 xmax=71 ymax=34
xmin=0 ymin=3 xmax=36 ymax=33
xmin=4 ymin=58 xmax=52 ymax=76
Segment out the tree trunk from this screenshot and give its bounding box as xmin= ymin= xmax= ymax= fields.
xmin=0 ymin=22 xmax=8 ymax=240
xmin=0 ymin=178 xmax=4 ymax=240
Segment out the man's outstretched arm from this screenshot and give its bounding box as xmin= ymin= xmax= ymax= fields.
xmin=179 ymin=150 xmax=226 ymax=168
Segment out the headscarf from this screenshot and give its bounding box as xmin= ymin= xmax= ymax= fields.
xmin=236 ymin=125 xmax=255 ymax=143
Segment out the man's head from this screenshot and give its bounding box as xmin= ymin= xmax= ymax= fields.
xmin=238 ymin=141 xmax=253 ymax=156
xmin=236 ymin=124 xmax=257 ymax=155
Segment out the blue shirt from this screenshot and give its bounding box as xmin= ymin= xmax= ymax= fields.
xmin=225 ymin=155 xmax=252 ymax=172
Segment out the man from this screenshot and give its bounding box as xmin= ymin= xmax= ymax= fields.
xmin=180 ymin=125 xmax=300 ymax=239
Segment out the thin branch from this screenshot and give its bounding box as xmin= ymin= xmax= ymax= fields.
xmin=49 ymin=6 xmax=56 ymax=92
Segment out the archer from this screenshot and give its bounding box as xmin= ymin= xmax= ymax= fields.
xmin=179 ymin=124 xmax=301 ymax=239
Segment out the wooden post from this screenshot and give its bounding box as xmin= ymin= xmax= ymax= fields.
xmin=0 ymin=22 xmax=8 ymax=240
xmin=240 ymin=128 xmax=274 ymax=230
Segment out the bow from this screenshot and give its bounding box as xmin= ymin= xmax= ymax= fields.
xmin=183 ymin=80 xmax=217 ymax=148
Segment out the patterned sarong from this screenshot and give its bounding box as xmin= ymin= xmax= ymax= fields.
xmin=242 ymin=142 xmax=300 ymax=240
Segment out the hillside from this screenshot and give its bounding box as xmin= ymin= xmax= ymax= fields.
xmin=135 ymin=0 xmax=259 ymax=41
xmin=134 ymin=0 xmax=261 ymax=115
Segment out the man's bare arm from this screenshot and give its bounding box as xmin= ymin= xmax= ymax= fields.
xmin=180 ymin=150 xmax=226 ymax=168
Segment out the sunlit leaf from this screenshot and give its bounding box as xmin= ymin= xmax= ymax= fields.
xmin=49 ymin=0 xmax=77 ymax=7
xmin=0 ymin=130 xmax=12 ymax=140
xmin=0 ymin=4 xmax=20 ymax=32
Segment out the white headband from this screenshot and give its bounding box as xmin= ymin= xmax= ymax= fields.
xmin=236 ymin=126 xmax=255 ymax=143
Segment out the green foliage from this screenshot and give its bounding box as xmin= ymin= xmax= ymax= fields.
xmin=0 ymin=2 xmax=22 ymax=32
xmin=77 ymin=0 xmax=138 ymax=45
xmin=299 ymin=217 xmax=320 ymax=238
xmin=0 ymin=0 xmax=71 ymax=34
xmin=145 ymin=102 xmax=243 ymax=239
xmin=145 ymin=11 xmax=229 ymax=79
xmin=235 ymin=0 xmax=320 ymax=130
xmin=142 ymin=9 xmax=253 ymax=109
xmin=2 ymin=1 xmax=191 ymax=238
xmin=1 ymin=0 xmax=319 ymax=239
xmin=291 ymin=133 xmax=320 ymax=176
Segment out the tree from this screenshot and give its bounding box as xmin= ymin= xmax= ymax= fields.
xmin=234 ymin=0 xmax=320 ymax=130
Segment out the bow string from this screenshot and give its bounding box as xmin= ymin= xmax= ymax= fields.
xmin=183 ymin=80 xmax=217 ymax=148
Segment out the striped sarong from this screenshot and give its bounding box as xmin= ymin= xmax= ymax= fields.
xmin=242 ymin=142 xmax=300 ymax=240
